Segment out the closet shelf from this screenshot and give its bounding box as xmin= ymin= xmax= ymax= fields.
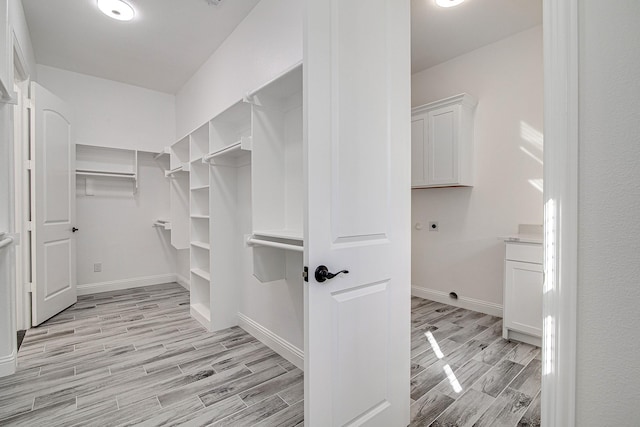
xmin=190 ymin=215 xmax=210 ymax=220
xmin=203 ymin=137 xmax=252 ymax=163
xmin=191 ymin=268 xmax=211 ymax=281
xmin=191 ymin=185 xmax=210 ymax=191
xmin=152 ymin=219 xmax=171 ymax=230
xmin=191 ymin=241 xmax=210 ymax=250
xmin=76 ymin=169 xmax=136 ymax=179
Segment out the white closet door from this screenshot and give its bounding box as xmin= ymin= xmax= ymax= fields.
xmin=304 ymin=0 xmax=411 ymax=425
xmin=31 ymin=82 xmax=77 ymax=326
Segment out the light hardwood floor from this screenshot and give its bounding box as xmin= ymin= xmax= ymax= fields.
xmin=409 ymin=296 xmax=541 ymax=427
xmin=1 ymin=283 xmax=303 ymax=426
xmin=0 ymin=284 xmax=540 ymax=426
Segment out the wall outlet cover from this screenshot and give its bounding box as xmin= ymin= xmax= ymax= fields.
xmin=94 ymin=263 xmax=102 ymax=272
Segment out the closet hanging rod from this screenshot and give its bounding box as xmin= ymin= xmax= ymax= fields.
xmin=246 ymin=237 xmax=304 ymax=252
xmin=203 ymin=141 xmax=242 ymax=162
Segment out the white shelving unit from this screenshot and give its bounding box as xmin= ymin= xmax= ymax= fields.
xmin=203 ymin=99 xmax=253 ymax=331
xmin=178 ymin=64 xmax=304 ymax=332
xmin=189 ymin=123 xmax=212 ymax=329
xmin=76 ymin=144 xmax=139 ymax=192
xmin=247 ymin=65 xmax=304 ymax=282
xmin=168 ymin=136 xmax=190 ymax=250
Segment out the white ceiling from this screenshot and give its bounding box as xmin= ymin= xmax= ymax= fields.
xmin=411 ymin=0 xmax=542 ymax=74
xmin=22 ymin=0 xmax=541 ymax=94
xmin=22 ymin=0 xmax=260 ymax=94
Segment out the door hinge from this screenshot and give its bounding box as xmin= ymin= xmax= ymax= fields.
xmin=24 ymin=282 xmax=32 ymax=292
xmin=25 ymin=160 xmax=34 ymax=170
xmin=303 ymin=266 xmax=308 ymax=282
xmin=26 ymin=221 xmax=33 ymax=231
xmin=25 ymin=98 xmax=33 ymax=110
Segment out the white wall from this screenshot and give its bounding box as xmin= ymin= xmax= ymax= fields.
xmin=36 ymin=65 xmax=175 ymax=153
xmin=175 ymin=0 xmax=302 ymax=138
xmin=75 ymin=153 xmax=178 ymax=291
xmin=410 ymin=26 xmax=543 ymax=310
xmin=576 ymin=1 xmax=640 ymax=424
xmin=175 ymin=0 xmax=303 ymax=350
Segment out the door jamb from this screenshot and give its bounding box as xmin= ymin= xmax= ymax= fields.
xmin=12 ymin=28 xmax=32 ymax=332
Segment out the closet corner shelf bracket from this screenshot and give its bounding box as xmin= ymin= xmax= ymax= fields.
xmin=152 ymin=220 xmax=171 ymax=230
xmin=153 ymin=147 xmax=170 ymax=160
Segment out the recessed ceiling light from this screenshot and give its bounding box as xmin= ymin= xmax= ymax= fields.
xmin=97 ymin=0 xmax=135 ymax=21
xmin=435 ymin=0 xmax=465 ymax=8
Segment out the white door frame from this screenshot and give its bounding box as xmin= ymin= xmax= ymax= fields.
xmin=541 ymin=0 xmax=579 ymax=425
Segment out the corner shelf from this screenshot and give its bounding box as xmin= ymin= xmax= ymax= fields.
xmin=191 ymin=185 xmax=209 ymax=191
xmin=191 ymin=241 xmax=211 ymax=250
xmin=191 ymin=268 xmax=211 ymax=281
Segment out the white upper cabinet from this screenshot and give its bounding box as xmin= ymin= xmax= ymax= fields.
xmin=411 ymin=93 xmax=477 ymax=188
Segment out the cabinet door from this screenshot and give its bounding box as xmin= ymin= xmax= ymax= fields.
xmin=504 ymin=260 xmax=543 ymax=337
xmin=427 ymin=105 xmax=459 ymax=185
xmin=411 ymin=116 xmax=426 ymax=186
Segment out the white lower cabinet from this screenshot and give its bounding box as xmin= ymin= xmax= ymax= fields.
xmin=503 ymin=242 xmax=543 ymax=346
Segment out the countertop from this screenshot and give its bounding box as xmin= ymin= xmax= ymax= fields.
xmin=501 ymin=234 xmax=543 ymax=245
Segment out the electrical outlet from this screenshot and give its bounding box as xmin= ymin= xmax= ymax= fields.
xmin=429 ymin=221 xmax=439 ymax=231
xmin=94 ymin=263 xmax=102 ymax=273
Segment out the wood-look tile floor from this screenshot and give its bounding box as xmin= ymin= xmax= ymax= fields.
xmin=409 ymin=296 xmax=541 ymax=427
xmin=1 ymin=283 xmax=304 ymax=426
xmin=0 ymin=284 xmax=540 ymax=426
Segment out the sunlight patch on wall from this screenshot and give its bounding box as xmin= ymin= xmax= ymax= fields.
xmin=520 ymin=121 xmax=544 ymax=151
xmin=528 ymin=179 xmax=543 ymax=193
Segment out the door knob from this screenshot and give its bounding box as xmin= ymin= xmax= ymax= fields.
xmin=314 ymin=265 xmax=349 ymax=283
xmin=72 ymin=227 xmax=79 ymax=233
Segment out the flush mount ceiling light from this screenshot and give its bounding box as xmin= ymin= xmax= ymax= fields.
xmin=97 ymin=0 xmax=135 ymax=21
xmin=435 ymin=0 xmax=465 ymax=7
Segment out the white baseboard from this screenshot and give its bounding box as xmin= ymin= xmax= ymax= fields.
xmin=77 ymin=274 xmax=178 ymax=295
xmin=175 ymin=274 xmax=190 ymax=291
xmin=0 ymin=351 xmax=16 ymax=378
xmin=237 ymin=313 xmax=304 ymax=371
xmin=411 ymin=286 xmax=503 ymax=318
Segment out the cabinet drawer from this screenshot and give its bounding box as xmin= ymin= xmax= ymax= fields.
xmin=506 ymin=243 xmax=542 ymax=264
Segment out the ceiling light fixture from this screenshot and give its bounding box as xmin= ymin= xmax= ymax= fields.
xmin=97 ymin=0 xmax=135 ymax=21
xmin=435 ymin=0 xmax=465 ymax=8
